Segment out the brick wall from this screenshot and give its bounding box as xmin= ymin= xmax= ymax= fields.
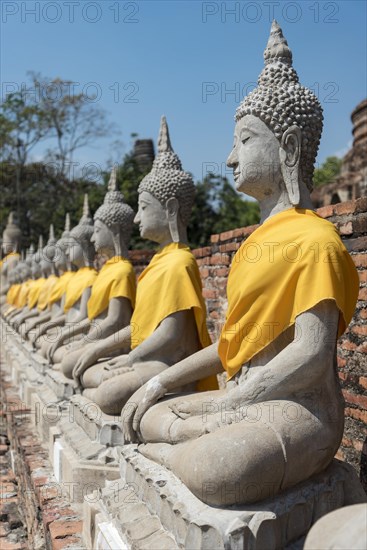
xmin=130 ymin=197 xmax=367 ymax=490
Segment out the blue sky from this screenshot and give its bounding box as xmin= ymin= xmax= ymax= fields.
xmin=1 ymin=0 xmax=366 ymax=184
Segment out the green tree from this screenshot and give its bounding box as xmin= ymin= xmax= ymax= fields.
xmin=213 ymin=179 xmax=260 ymax=234
xmin=313 ymin=156 xmax=342 ymax=188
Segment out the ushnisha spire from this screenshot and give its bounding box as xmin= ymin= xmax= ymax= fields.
xmin=235 ymin=20 xmax=323 ymax=190
xmin=62 ymin=213 xmax=71 ymax=239
xmin=138 ymin=116 xmax=195 ymax=226
xmin=94 ymin=166 xmax=134 ymax=237
xmin=48 ymin=224 xmax=56 ymax=244
xmin=37 ymin=235 xmax=43 ymax=251
xmin=78 ymin=194 xmax=93 ymax=226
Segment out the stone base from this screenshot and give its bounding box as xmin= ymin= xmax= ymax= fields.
xmin=84 ymin=447 xmax=367 ymax=550
xmin=54 ymin=395 xmax=124 ymax=504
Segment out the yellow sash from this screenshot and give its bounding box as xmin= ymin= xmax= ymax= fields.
xmin=27 ymin=278 xmax=46 ymax=309
xmin=218 ymin=208 xmax=360 ymax=380
xmin=131 ymin=243 xmax=217 ymax=390
xmin=48 ymin=271 xmax=74 ymax=306
xmin=1 ymin=252 xmax=20 ymax=271
xmin=17 ymin=279 xmax=33 ymax=308
xmin=64 ymin=267 xmax=97 ymax=312
xmin=87 ymin=257 xmax=136 ymax=320
xmin=6 ymin=284 xmax=21 ymax=305
xmin=37 ymin=275 xmax=59 ymax=311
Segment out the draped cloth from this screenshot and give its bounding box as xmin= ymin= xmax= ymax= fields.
xmin=131 ymin=242 xmax=217 ymax=391
xmin=87 ymin=256 xmax=136 ymax=320
xmin=17 ymin=280 xmax=33 ymax=308
xmin=63 ymin=267 xmax=97 ymax=313
xmin=6 ymin=284 xmax=21 ymax=306
xmin=37 ymin=275 xmax=59 ymax=311
xmin=48 ymin=271 xmax=74 ymax=306
xmin=27 ymin=278 xmax=46 ymax=309
xmin=218 ymin=208 xmax=359 ymax=380
xmin=0 ymin=252 xmax=20 ymax=271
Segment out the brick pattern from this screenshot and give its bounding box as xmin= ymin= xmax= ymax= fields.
xmin=0 ymin=369 xmax=84 ymax=550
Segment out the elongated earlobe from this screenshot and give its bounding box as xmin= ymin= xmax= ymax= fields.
xmin=280 ymin=126 xmax=301 ymax=206
xmin=166 ymin=198 xmax=180 ymax=243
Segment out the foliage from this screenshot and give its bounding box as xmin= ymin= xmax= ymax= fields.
xmin=313 ymin=156 xmax=342 ymax=188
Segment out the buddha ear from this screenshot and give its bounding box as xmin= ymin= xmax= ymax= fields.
xmin=165 ymin=197 xmax=180 ymax=243
xmin=279 ymin=125 xmax=301 ymax=206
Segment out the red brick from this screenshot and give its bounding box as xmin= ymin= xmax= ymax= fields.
xmin=353 ymin=255 xmax=367 ymax=269
xmin=337 ymin=356 xmax=347 ymax=368
xmin=0 ymin=541 xmax=26 ymax=549
xmin=339 ymin=221 xmax=353 ymax=235
xmin=219 ymin=242 xmax=239 ymax=253
xmin=345 ymin=237 xmax=367 ymax=253
xmin=358 ymin=287 xmax=367 ymax=301
xmin=359 ymin=377 xmax=367 ymax=390
xmin=345 ymin=406 xmax=367 ymax=424
xmin=335 ymin=449 xmax=345 ymax=461
xmin=359 ymin=308 xmax=367 ymax=319
xmin=214 ymin=267 xmax=229 ymax=277
xmin=340 ymin=340 xmax=357 ymax=351
xmin=210 ymin=234 xmax=219 ymax=243
xmin=49 ymin=519 xmax=82 ymax=540
xmin=199 ymin=268 xmax=209 ymax=279
xmin=338 ymin=371 xmax=347 ymax=381
xmin=342 ymin=389 xmax=367 ymax=409
xmin=193 ymin=246 xmax=211 ymax=258
xmin=210 ymin=253 xmax=230 ymax=266
xmin=351 ymin=325 xmax=367 ymax=337
xmin=219 ymin=230 xmax=234 ymax=242
xmin=52 ymin=537 xmax=81 ymax=550
xmin=317 ymin=205 xmax=334 ymax=218
xmin=202 ymin=289 xmax=218 ymax=299
xmin=334 ymin=200 xmax=356 ymax=216
xmin=357 ymin=342 xmax=367 ymax=353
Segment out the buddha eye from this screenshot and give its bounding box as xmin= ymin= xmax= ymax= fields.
xmin=241 ymin=137 xmax=250 ymax=144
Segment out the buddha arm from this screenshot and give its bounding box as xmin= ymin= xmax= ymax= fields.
xmin=90 ymin=325 xmax=132 ymax=359
xmin=86 ymin=297 xmax=132 ymax=343
xmin=128 ymin=310 xmax=216 ymax=367
xmin=38 ymin=314 xmax=66 ymax=335
xmin=219 ymin=300 xmax=339 ymax=409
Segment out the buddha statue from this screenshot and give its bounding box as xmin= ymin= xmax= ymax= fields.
xmin=0 ymin=212 xmax=21 ymax=306
xmin=23 ymin=225 xmax=59 ymax=339
xmin=71 ymin=117 xmax=217 ymax=414
xmin=57 ymin=166 xmax=136 ymax=376
xmin=39 ymin=195 xmax=97 ymax=362
xmin=3 ymin=253 xmax=34 ymax=320
xmin=31 ymin=214 xmax=75 ymax=347
xmin=119 ymin=21 xmax=360 ymax=507
xmin=11 ymin=237 xmax=46 ymax=332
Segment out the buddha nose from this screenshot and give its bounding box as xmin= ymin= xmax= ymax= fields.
xmin=134 ymin=212 xmax=140 ymax=224
xmin=226 ymin=147 xmax=238 ymax=168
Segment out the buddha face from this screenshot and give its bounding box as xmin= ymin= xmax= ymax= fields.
xmin=91 ymin=220 xmax=115 ymax=255
xmin=65 ymin=236 xmax=85 ymax=267
xmin=54 ymin=242 xmax=68 ymax=270
xmin=134 ymin=191 xmax=170 ymax=244
xmin=226 ymin=115 xmax=283 ymax=201
xmin=31 ymin=261 xmax=42 ymax=279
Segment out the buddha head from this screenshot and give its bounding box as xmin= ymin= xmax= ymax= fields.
xmin=92 ymin=166 xmax=134 ymax=258
xmin=55 ymin=214 xmax=72 ymax=272
xmin=2 ymin=212 xmax=21 ymax=256
xmin=67 ymin=195 xmax=95 ymax=268
xmin=40 ymin=225 xmax=57 ymax=276
xmin=227 ymin=21 xmax=323 ymax=207
xmin=136 ymin=116 xmax=195 ymax=245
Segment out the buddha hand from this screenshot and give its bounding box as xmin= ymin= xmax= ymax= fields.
xmin=72 ymin=348 xmax=98 ymax=382
xmin=122 ymin=376 xmax=167 ymax=443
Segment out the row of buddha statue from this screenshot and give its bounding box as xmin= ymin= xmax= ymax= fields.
xmin=0 ymin=21 xmax=360 ymax=508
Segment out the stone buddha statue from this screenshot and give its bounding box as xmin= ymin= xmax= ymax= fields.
xmin=2 ymin=253 xmax=32 ymax=318
xmin=23 ymin=225 xmax=59 ymax=339
xmin=71 ymin=116 xmax=216 ymax=414
xmin=11 ymin=237 xmax=46 ymax=331
xmin=58 ymin=166 xmax=136 ymax=376
xmin=120 ymin=22 xmax=360 ymax=507
xmin=32 ymin=214 xmax=75 ymax=347
xmin=0 ymin=212 xmax=21 ymax=306
xmin=40 ymin=194 xmax=97 ymax=362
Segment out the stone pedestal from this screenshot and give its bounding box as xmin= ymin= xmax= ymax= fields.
xmin=84 ymin=447 xmax=366 ymax=550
